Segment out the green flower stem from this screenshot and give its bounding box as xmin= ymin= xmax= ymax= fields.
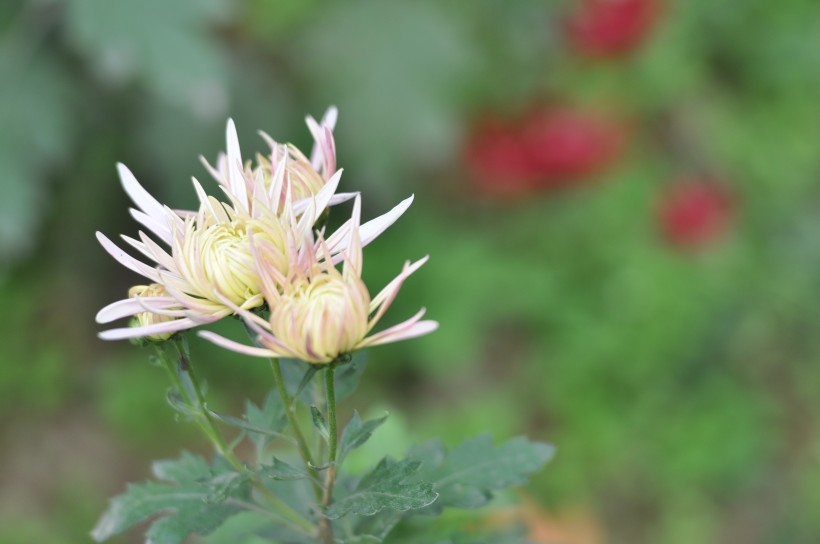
xmin=171 ymin=340 xmax=242 ymax=469
xmin=159 ymin=342 xmax=315 ymax=535
xmin=319 ymin=365 xmax=338 ymax=544
xmin=269 ymin=358 xmax=323 ymax=500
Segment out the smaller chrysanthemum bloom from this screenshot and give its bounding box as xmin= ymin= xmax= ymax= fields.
xmin=126 ymin=284 xmax=182 ymax=341
xmin=201 ymin=107 xmax=354 ymax=216
xmin=199 ymin=196 xmax=438 ymax=364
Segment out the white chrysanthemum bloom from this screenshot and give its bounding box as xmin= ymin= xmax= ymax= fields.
xmin=96 ymin=115 xmax=413 ymax=341
xmin=199 ymin=196 xmax=438 ymax=364
xmin=201 ymin=107 xmax=355 ymax=216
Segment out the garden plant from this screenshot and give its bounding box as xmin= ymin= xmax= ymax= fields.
xmin=91 ymin=110 xmax=554 ymax=544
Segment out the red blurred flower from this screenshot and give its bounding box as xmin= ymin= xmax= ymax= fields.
xmin=565 ymin=0 xmax=661 ymax=59
xmin=464 ymin=115 xmax=540 ymax=196
xmin=463 ymin=105 xmax=625 ymax=197
xmin=519 ymin=106 xmax=624 ymax=185
xmin=657 ymin=180 xmax=734 ymax=249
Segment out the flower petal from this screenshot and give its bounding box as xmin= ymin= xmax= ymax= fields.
xmin=326 ymin=195 xmax=414 ymax=260
xmin=359 ymin=309 xmax=438 ymax=348
xmin=368 ymin=256 xmax=429 ymax=331
xmin=198 ymin=331 xmax=281 ymax=358
xmin=129 ymin=208 xmax=172 ymax=245
xmin=225 ymin=119 xmax=248 ymax=209
xmin=98 ymin=317 xmax=201 ymax=340
xmin=117 ymin=163 xmax=166 ymax=224
xmin=96 ymin=297 xmax=181 ymax=323
xmin=96 ymin=232 xmax=161 ymax=283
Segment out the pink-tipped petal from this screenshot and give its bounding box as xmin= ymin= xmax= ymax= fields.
xmin=360 ymin=194 xmax=414 ymax=247
xmin=327 ymin=192 xmax=358 ymax=206
xmin=137 ymin=231 xmax=176 ymax=271
xmin=98 ymin=317 xmax=199 ymax=341
xmin=322 ymin=106 xmax=338 ymax=131
xmin=117 ymin=163 xmax=166 ymax=224
xmin=96 ymin=232 xmax=162 ymax=283
xmin=225 ymin=119 xmax=248 ymax=208
xmin=199 ymin=153 xmax=228 ymax=186
xmin=344 ymin=195 xmax=363 ymax=278
xmin=292 ymin=168 xmax=343 ymax=218
xmin=308 ymin=106 xmax=338 ymax=172
xmin=326 ymin=195 xmax=414 ymax=262
xmin=368 ymin=256 xmax=429 ymax=329
xmin=129 ymin=209 xmax=172 ymax=245
xmin=359 ymin=309 xmax=438 ymax=348
xmin=96 ymin=297 xmax=180 ymax=323
xmin=198 ymin=331 xmax=280 ymax=358
xmin=191 ymin=177 xmax=220 ymax=221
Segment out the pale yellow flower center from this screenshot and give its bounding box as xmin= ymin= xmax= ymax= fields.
xmin=183 ymin=217 xmax=287 ymax=307
xmin=270 ymin=273 xmax=371 ymax=363
xmin=128 ymin=284 xmax=175 ymax=341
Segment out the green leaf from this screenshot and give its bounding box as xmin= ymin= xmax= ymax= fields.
xmin=292 ymin=365 xmax=320 ymax=405
xmin=310 ymin=405 xmax=329 ymax=441
xmin=333 ymin=355 xmax=368 ymax=401
xmin=259 ymin=457 xmax=310 ymax=481
xmin=410 ymin=435 xmax=554 ymax=511
xmin=244 ymin=391 xmax=288 ymax=450
xmin=339 ymin=411 xmax=389 ymax=464
xmin=325 ymin=459 xmax=438 ymax=520
xmin=278 ymin=355 xmax=366 ymax=406
xmin=92 ymin=452 xmax=250 ymax=543
xmin=165 ymin=389 xmax=198 ymax=420
xmin=206 ymin=396 xmax=289 ymax=445
xmin=348 ymin=509 xmax=403 ymax=543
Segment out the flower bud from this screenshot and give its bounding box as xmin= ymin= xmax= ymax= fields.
xmin=270 ymin=273 xmax=371 ymax=364
xmin=128 ymin=284 xmax=177 ymax=341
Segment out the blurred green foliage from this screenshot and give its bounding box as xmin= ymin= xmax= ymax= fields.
xmin=2 ymin=0 xmax=820 ymax=542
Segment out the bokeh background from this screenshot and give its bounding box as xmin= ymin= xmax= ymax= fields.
xmin=2 ymin=0 xmax=820 ymax=542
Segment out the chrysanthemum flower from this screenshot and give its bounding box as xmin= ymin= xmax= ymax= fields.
xmin=126 ymin=284 xmax=182 ymax=341
xmin=201 ymin=107 xmax=355 ymax=216
xmin=199 ymin=196 xmax=438 ymax=364
xmin=96 ymin=113 xmax=413 ymax=341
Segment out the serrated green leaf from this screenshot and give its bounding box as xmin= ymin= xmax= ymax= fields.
xmin=411 ymin=435 xmax=554 ymax=511
xmin=259 ymin=457 xmax=310 ymax=481
xmin=207 ymin=408 xmax=289 ymax=442
xmin=92 ymin=452 xmax=249 ymax=543
xmin=325 ymin=459 xmax=438 ymax=520
xmin=339 ymin=411 xmax=389 ymax=464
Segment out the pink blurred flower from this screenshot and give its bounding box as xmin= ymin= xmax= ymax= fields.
xmin=657 ymin=179 xmax=734 ymax=249
xmin=464 ymin=104 xmax=625 ymax=196
xmin=565 ymin=0 xmax=661 ymax=59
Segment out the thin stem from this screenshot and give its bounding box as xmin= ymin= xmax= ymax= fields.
xmin=269 ymin=358 xmax=323 ymax=499
xmin=158 ymin=342 xmax=315 ymax=535
xmin=319 ymin=365 xmax=339 ymax=544
xmin=172 ymin=341 xmax=243 ymax=470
